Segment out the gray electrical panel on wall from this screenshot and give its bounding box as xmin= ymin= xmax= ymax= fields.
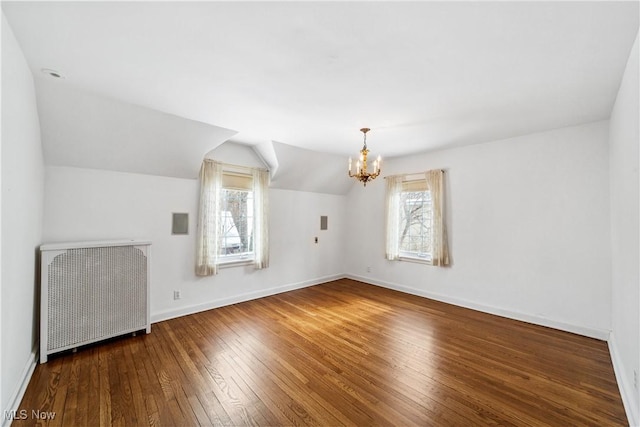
xmin=320 ymin=216 xmax=328 ymax=230
xmin=172 ymin=213 xmax=189 ymax=235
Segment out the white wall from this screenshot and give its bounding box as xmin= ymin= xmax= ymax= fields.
xmin=1 ymin=13 xmax=44 ymax=421
xmin=43 ymin=161 xmax=346 ymax=322
xmin=346 ymin=121 xmax=612 ymax=339
xmin=609 ymin=32 xmax=639 ymax=426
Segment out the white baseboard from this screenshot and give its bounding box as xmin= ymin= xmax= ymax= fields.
xmin=609 ymin=332 xmax=639 ymax=427
xmin=346 ymin=274 xmax=611 ymax=341
xmin=2 ymin=347 xmax=38 ymax=427
xmin=151 ymin=273 xmax=344 ymax=323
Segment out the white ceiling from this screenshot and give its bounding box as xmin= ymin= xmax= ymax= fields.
xmin=2 ymin=1 xmax=639 ymax=163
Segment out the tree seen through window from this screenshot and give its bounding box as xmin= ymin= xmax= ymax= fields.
xmin=398 ymin=190 xmax=432 ymax=260
xmin=220 ymin=189 xmax=254 ymax=256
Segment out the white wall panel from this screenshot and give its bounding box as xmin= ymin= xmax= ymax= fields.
xmin=345 ymin=121 xmax=612 ymax=336
xmin=609 ymin=31 xmax=639 ymax=426
xmin=43 ymin=162 xmax=346 ymax=322
xmin=1 ymin=13 xmax=44 ymax=421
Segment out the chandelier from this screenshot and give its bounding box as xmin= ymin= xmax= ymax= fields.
xmin=348 ymin=128 xmax=381 ymax=186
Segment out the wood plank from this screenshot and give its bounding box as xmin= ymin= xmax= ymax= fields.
xmin=12 ymin=279 xmax=628 ymax=426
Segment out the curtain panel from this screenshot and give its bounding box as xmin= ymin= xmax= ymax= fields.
xmin=385 ymin=175 xmax=404 ymax=261
xmin=425 ymin=169 xmax=449 ymax=266
xmin=196 ymin=160 xmax=223 ymax=276
xmin=252 ymin=167 xmax=270 ymax=269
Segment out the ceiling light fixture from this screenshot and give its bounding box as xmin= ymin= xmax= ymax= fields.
xmin=348 ymin=128 xmax=381 ymax=187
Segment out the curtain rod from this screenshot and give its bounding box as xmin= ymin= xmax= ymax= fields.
xmin=383 ymin=169 xmax=446 ymax=179
xmin=203 ymin=158 xmax=269 ymax=173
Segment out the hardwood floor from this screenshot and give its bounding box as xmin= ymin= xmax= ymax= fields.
xmin=14 ymin=279 xmax=626 ymax=426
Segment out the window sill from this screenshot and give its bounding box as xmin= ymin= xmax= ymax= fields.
xmin=398 ymin=256 xmax=433 ymax=265
xmin=218 ymin=258 xmax=254 ymax=269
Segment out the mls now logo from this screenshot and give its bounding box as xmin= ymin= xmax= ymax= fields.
xmin=4 ymin=409 xmax=56 ymax=421
xmin=3 ymin=410 xmax=27 ymax=421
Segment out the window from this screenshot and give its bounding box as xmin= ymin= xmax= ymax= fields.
xmin=219 ymin=173 xmax=255 ymax=263
xmin=219 ymin=188 xmax=254 ymax=260
xmin=398 ymin=189 xmax=433 ymax=262
xmin=196 ymin=160 xmax=269 ymax=276
xmin=385 ymin=170 xmax=449 ymax=266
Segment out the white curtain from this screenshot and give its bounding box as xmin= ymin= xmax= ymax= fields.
xmin=196 ymin=160 xmax=223 ymax=276
xmin=425 ymin=169 xmax=449 ymax=266
xmin=385 ymin=175 xmax=404 ymax=261
xmin=252 ymin=167 xmax=270 ymax=269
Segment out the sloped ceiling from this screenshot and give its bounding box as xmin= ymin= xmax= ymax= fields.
xmin=35 ymin=79 xmax=236 ymax=179
xmin=205 ymin=141 xmax=353 ymax=195
xmin=267 ymin=142 xmax=355 ymax=195
xmin=2 ymin=2 xmax=639 ymax=190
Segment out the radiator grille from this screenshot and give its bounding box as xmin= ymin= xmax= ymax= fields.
xmin=46 ymin=246 xmax=148 ymax=351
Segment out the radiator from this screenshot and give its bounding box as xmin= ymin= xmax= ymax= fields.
xmin=40 ymin=240 xmax=151 ymax=363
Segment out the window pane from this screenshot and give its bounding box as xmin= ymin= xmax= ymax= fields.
xmin=398 ymin=190 xmax=432 ymax=259
xmin=219 ymin=189 xmax=254 ymax=257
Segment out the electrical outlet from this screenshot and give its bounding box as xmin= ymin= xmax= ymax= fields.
xmin=634 ymin=370 xmax=638 ymax=389
xmin=173 ymin=290 xmax=181 ymax=300
xmin=366 ymin=266 xmax=371 ymax=273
